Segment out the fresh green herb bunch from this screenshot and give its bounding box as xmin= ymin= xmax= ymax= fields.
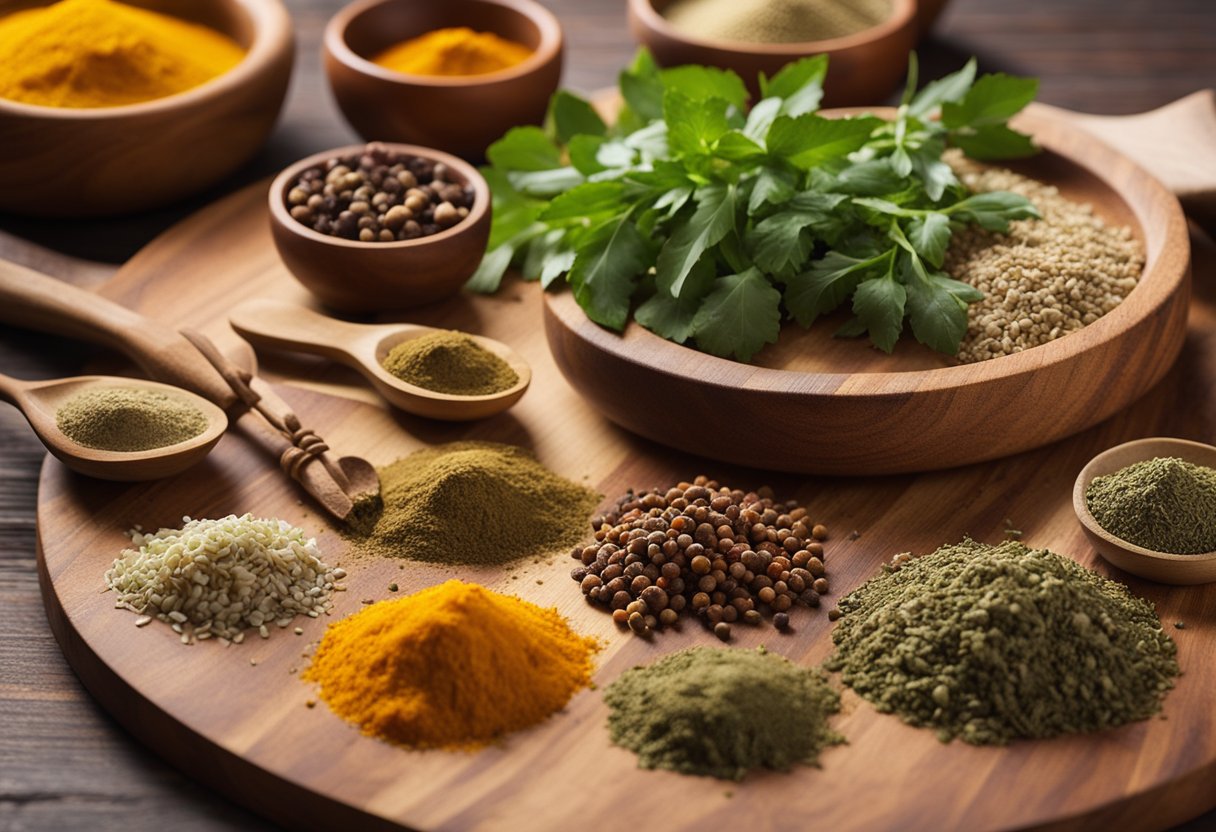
xmin=472 ymin=52 xmax=1041 ymax=360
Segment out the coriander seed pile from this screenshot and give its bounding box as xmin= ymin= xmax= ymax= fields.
xmin=285 ymin=144 xmax=474 ymax=242
xmin=946 ymin=154 xmax=1144 ymax=363
xmin=573 ymin=477 xmax=830 ymax=640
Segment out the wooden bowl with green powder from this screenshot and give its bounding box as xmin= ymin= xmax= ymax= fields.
xmin=627 ymin=0 xmax=918 ymax=105
xmin=1074 ymin=437 xmax=1216 ymax=585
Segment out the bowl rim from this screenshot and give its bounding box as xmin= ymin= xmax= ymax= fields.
xmin=627 ymin=0 xmax=917 ymax=56
xmin=1072 ymin=437 xmax=1216 ymax=564
xmin=268 ymin=141 xmax=491 ymax=250
xmin=0 ymin=0 xmax=293 ymax=119
xmin=324 ymin=0 xmax=563 ymax=88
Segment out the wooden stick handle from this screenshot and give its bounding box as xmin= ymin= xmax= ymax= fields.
xmin=0 ymin=259 xmax=239 ymax=408
xmin=1034 ymin=90 xmax=1216 ymax=233
xmin=229 ymin=299 xmax=369 ymax=364
xmin=0 ymin=372 xmax=29 ymax=408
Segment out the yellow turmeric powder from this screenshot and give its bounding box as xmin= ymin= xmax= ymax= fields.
xmin=304 ymin=580 xmax=600 ymax=750
xmin=0 ymin=0 xmax=245 ymax=109
xmin=372 ymin=27 xmax=532 ymax=77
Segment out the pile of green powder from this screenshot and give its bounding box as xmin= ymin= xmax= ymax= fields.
xmin=347 ymin=441 xmax=599 ymax=565
xmin=1086 ymin=457 xmax=1216 ymax=554
xmin=662 ymin=0 xmax=894 ymax=44
xmin=826 ymin=539 xmax=1178 ymax=745
xmin=55 ymin=386 xmax=208 ymax=452
xmin=605 ymin=646 xmax=843 ymax=780
xmin=381 ymin=331 xmax=519 ymax=396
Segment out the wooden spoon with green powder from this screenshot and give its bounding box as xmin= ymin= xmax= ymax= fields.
xmin=0 ymin=373 xmax=226 ymax=481
xmin=229 ymin=299 xmax=531 ymax=421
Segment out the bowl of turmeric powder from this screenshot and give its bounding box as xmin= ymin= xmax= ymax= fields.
xmin=324 ymin=0 xmax=563 ymax=160
xmin=0 ymin=0 xmax=293 ymax=217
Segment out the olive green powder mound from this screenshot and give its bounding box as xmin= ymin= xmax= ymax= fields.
xmin=1085 ymin=457 xmax=1216 ymax=554
xmin=605 ymin=646 xmax=844 ymax=781
xmin=347 ymin=441 xmax=600 ymax=565
xmin=381 ymin=331 xmax=519 ymax=396
xmin=55 ymin=386 xmax=209 ymax=452
xmin=662 ymin=0 xmax=893 ymax=45
xmin=826 ymin=539 xmax=1178 ymax=746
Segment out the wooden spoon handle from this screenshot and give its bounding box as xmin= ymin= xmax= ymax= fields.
xmin=1034 ymin=90 xmax=1216 ymax=232
xmin=0 ymin=259 xmax=238 ymax=408
xmin=0 ymin=372 xmax=29 ymax=408
xmin=229 ymin=299 xmax=372 ymax=365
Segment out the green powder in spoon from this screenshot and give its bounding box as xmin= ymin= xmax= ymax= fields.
xmin=381 ymin=331 xmax=519 ymax=396
xmin=56 ymin=386 xmax=208 ymax=452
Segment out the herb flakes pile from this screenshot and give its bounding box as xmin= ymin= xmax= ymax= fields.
xmin=472 ymin=52 xmax=1041 ymax=361
xmin=825 ymin=539 xmax=1179 ymax=745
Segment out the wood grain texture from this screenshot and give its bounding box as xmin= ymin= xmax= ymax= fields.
xmin=2 ymin=0 xmax=1216 ymax=830
xmin=545 ymin=104 xmax=1191 ymax=475
xmin=30 ymin=174 xmax=1216 ymax=832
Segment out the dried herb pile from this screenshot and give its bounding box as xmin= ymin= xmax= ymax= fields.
xmin=1086 ymin=457 xmax=1216 ymax=555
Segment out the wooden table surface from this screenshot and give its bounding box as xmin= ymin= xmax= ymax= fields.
xmin=1 ymin=1 xmax=1213 ymax=830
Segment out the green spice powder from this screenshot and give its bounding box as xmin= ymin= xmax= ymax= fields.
xmin=605 ymin=646 xmax=844 ymax=780
xmin=347 ymin=441 xmax=600 ymax=565
xmin=381 ymin=331 xmax=519 ymax=396
xmin=55 ymin=386 xmax=208 ymax=452
xmin=662 ymin=0 xmax=894 ymax=44
xmin=826 ymin=539 xmax=1178 ymax=745
xmin=1086 ymin=456 xmax=1216 ymax=555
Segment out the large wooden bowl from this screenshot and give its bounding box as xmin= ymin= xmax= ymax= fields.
xmin=544 ymin=102 xmax=1203 ymax=476
xmin=0 ymin=0 xmax=294 ymax=218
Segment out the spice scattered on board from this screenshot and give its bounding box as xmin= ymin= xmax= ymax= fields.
xmin=285 ymin=144 xmax=474 ymax=242
xmin=573 ymin=477 xmax=829 ymax=639
xmin=348 ymin=441 xmax=600 ymax=565
xmin=826 ymin=539 xmax=1179 ymax=745
xmin=1086 ymin=457 xmax=1216 ymax=554
xmin=605 ymin=646 xmax=843 ymax=780
xmin=381 ymin=331 xmax=519 ymax=396
xmin=947 ymin=154 xmax=1144 ymax=363
xmin=105 ymin=515 xmax=343 ymax=645
xmin=372 ymin=27 xmax=532 ymax=77
xmin=56 ymin=386 xmax=208 ymax=452
xmin=304 ymin=580 xmax=599 ymax=749
xmin=0 ymin=0 xmax=244 ymax=108
xmin=662 ymin=0 xmax=893 ymax=44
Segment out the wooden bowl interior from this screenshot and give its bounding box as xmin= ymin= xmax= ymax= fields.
xmin=341 ymin=0 xmax=546 ymax=65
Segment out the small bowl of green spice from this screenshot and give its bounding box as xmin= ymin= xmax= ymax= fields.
xmin=627 ymin=0 xmax=918 ymax=105
xmin=1074 ymin=437 xmax=1216 ymax=585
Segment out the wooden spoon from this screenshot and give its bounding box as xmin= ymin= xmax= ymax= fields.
xmin=229 ymin=299 xmax=531 ymax=421
xmin=1073 ymin=437 xmax=1216 ymax=585
xmin=0 ymin=374 xmax=227 ymax=482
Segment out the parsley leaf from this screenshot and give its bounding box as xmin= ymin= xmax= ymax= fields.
xmin=691 ymin=268 xmax=782 ymax=361
xmin=852 ymin=270 xmax=907 ymax=354
xmin=656 ymin=183 xmax=736 ymax=296
xmin=569 ymin=216 xmax=651 ymax=330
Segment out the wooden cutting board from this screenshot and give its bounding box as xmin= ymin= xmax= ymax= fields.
xmin=35 ymin=181 xmax=1216 ymax=832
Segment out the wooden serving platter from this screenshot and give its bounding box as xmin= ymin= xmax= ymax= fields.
xmin=34 ymin=177 xmax=1216 ymax=831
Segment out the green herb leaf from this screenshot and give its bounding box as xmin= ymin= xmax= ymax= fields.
xmin=665 ymin=90 xmax=731 ymax=157
xmin=487 ymin=126 xmax=562 ymax=171
xmin=541 ymin=182 xmax=627 ymax=221
xmin=783 ymin=251 xmax=882 ymax=327
xmin=941 ymin=73 xmax=1039 ymax=128
xmin=759 ymin=55 xmax=828 ymax=116
xmin=907 ymin=212 xmax=951 ymax=267
xmin=766 ymin=114 xmax=882 ymax=169
xmin=467 ymin=243 xmax=516 ymax=293
xmin=833 ymin=159 xmax=906 ymax=195
xmin=660 ymin=65 xmax=748 ymax=110
xmin=714 ymin=131 xmax=766 ymax=162
xmin=947 ymin=191 xmax=1040 ymax=231
xmin=908 ymin=57 xmax=977 ymax=118
xmin=549 ymin=90 xmax=607 ymax=144
xmin=507 ymin=167 xmax=585 ymax=197
xmin=656 ymin=184 xmax=736 ymax=296
xmin=569 ymin=216 xmax=652 ymax=330
xmin=747 ymin=166 xmax=798 ymax=214
xmin=691 ymin=268 xmax=782 ymax=361
xmin=852 ymin=272 xmax=907 ymax=353
xmin=747 ymin=191 xmax=847 ymax=275
xmin=905 ymin=271 xmax=981 ymax=354
xmin=743 ymin=97 xmax=783 ymax=143
xmin=619 ymin=48 xmax=663 ymax=124
xmin=635 ymin=255 xmax=716 ymax=343
xmin=951 ymin=124 xmax=1038 ymax=160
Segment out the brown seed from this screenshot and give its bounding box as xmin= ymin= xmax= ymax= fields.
xmin=714 ymin=622 xmax=731 ymax=641
xmin=812 ymin=577 xmax=829 ymax=594
xmin=773 ymin=612 xmax=790 ymax=630
xmin=812 ymin=524 xmax=828 ymax=540
xmin=612 ymin=608 xmax=629 ymax=626
xmin=828 ymin=607 xmax=842 ymax=621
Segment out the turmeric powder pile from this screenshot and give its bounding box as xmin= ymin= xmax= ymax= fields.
xmin=372 ymin=27 xmax=532 ymax=77
xmin=0 ymin=0 xmax=245 ymax=108
xmin=305 ymin=580 xmax=600 ymax=750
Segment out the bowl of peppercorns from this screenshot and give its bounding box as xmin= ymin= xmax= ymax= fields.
xmin=268 ymin=142 xmax=490 ymax=311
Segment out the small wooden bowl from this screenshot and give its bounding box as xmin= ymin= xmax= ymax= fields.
xmin=0 ymin=0 xmax=293 ymax=218
xmin=626 ymin=0 xmax=917 ymax=105
xmin=268 ymin=143 xmax=491 ymax=312
xmin=1073 ymin=437 xmax=1216 ymax=585
xmin=324 ymin=0 xmax=563 ymax=160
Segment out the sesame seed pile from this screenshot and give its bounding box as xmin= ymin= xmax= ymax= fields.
xmin=945 ymin=154 xmax=1145 ymax=364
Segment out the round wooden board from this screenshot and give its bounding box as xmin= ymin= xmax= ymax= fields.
xmin=35 ymin=181 xmax=1216 ymax=832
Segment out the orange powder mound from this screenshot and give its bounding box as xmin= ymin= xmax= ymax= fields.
xmin=304 ymin=580 xmax=600 ymax=750
xmin=372 ymin=27 xmax=532 ymax=77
